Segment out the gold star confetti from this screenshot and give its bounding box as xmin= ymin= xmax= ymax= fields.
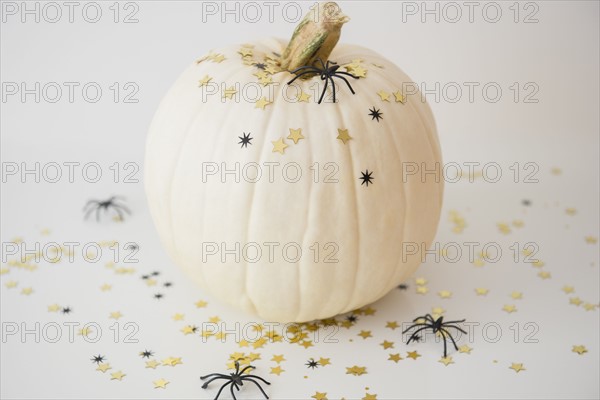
xmin=109 ymin=311 xmax=123 ymax=320
xmin=270 ymin=366 xmax=284 ymax=375
xmin=502 ymin=304 xmax=517 ymax=313
xmin=312 ymin=392 xmax=328 ymax=400
xmin=438 ymin=356 xmax=454 ymax=366
xmin=5 ymin=281 xmax=18 ymax=289
xmin=287 ymin=128 xmax=304 ymax=144
xmin=432 ymin=306 xmax=445 ymax=315
xmin=271 ymin=354 xmax=285 ymax=363
xmin=195 ymin=300 xmax=208 ymax=308
xmin=510 ymin=291 xmax=523 ymax=300
xmin=208 ymin=316 xmax=221 ymax=323
xmin=20 ymin=287 xmax=33 ymax=295
xmin=78 ymin=327 xmax=94 ymax=337
xmin=255 ymin=97 xmax=272 ymax=110
xmin=211 ymin=54 xmax=225 ymax=63
xmin=336 ymin=128 xmax=352 ymax=144
xmin=238 ymin=48 xmax=253 ymax=57
xmin=385 ymin=321 xmax=399 ymax=330
xmin=393 ymin=90 xmax=406 ymax=103
xmin=377 ymin=90 xmax=390 ymax=101
xmin=551 ymin=167 xmax=562 ymax=175
xmin=497 ymin=222 xmax=511 ymax=234
xmin=271 ymin=138 xmax=288 ymax=154
xmin=537 ymin=271 xmax=551 ymax=279
xmin=346 ymin=365 xmax=367 ymax=376
xmin=438 ymin=290 xmax=452 ymax=299
xmin=572 ymin=345 xmax=587 ymax=355
xmin=473 ymin=258 xmax=485 ymax=267
xmin=388 ymin=353 xmax=402 ymax=363
xmin=48 ymin=304 xmax=60 ymax=312
xmin=223 ymin=86 xmax=237 ymax=100
xmin=153 ymin=378 xmax=169 ymax=389
xmin=406 ymin=351 xmax=421 ymax=360
xmin=198 ymin=75 xmax=213 ymax=87
xmin=96 ymin=363 xmax=111 ymax=373
xmin=318 ymin=358 xmax=330 ymax=366
xmin=358 ymin=330 xmax=372 ymax=339
xmin=583 ymin=303 xmax=598 ymax=311
xmin=415 ymin=277 xmax=427 ymax=286
xmin=300 ymin=340 xmax=314 ymax=349
xmin=562 ymin=285 xmax=575 ymax=294
xmin=363 ymin=307 xmax=376 ymax=316
xmin=585 ymin=236 xmax=597 ymax=244
xmin=172 ymin=313 xmax=185 ymax=321
xmin=380 ymin=340 xmax=394 ymax=349
xmin=145 ymin=360 xmax=160 ymax=369
xmin=259 ymin=75 xmax=273 ymax=86
xmin=100 ymin=283 xmax=112 ymax=291
xmin=512 ymin=219 xmax=524 ymax=228
xmin=110 ymin=371 xmax=126 ymax=381
xmin=532 ymin=260 xmax=545 ymax=268
xmin=0 ymin=267 xmax=9 ymax=275
xmin=416 ymin=286 xmax=429 ymax=295
xmin=509 ymin=363 xmax=525 ymax=373
xmin=181 ymin=325 xmax=196 ymax=335
xmin=569 ymin=297 xmax=583 ymax=306
xmin=298 ymin=91 xmax=311 ymax=102
xmin=362 ymin=393 xmax=377 ymax=400
xmin=565 ymin=207 xmax=577 ymax=216
xmin=458 ymin=345 xmax=473 ymax=354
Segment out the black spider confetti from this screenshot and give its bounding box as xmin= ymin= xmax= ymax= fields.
xmin=83 ymin=196 xmax=130 ymax=222
xmin=91 ymin=354 xmax=105 ymax=364
xmin=359 ymin=170 xmax=374 ymax=187
xmin=402 ymin=314 xmax=467 ymax=357
xmin=200 ymin=360 xmax=270 ymax=400
xmin=305 ymin=359 xmax=319 ymax=369
xmin=238 ymin=132 xmax=253 ymax=148
xmin=139 ymin=350 xmax=154 ymax=358
xmin=287 ymin=58 xmax=358 ymax=104
xmin=368 ymin=107 xmax=383 ymax=122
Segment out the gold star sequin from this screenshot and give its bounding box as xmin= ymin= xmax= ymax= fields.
xmin=298 ymin=91 xmax=311 ymax=102
xmin=583 ymin=303 xmax=598 ymax=311
xmin=438 ymin=290 xmax=452 ymax=299
xmin=572 ymin=345 xmax=587 ymax=355
xmin=346 ymin=365 xmax=367 ymax=376
xmin=195 ymin=300 xmax=208 ymax=308
xmin=388 ymin=353 xmax=402 ymax=363
xmin=537 ymin=271 xmax=551 ymax=279
xmin=509 ymin=363 xmax=525 ymax=373
xmin=271 ymin=354 xmax=285 ymax=363
xmin=96 ymin=363 xmax=111 ymax=373
xmin=475 ymin=288 xmax=489 ymax=296
xmin=439 ymin=356 xmax=454 ymax=366
xmin=300 ymin=340 xmax=314 ymax=349
xmin=253 ymin=337 xmax=268 ymax=349
xmin=565 ymin=207 xmax=577 ymax=216
xmin=318 ymin=357 xmax=330 ymax=366
xmin=569 ymin=297 xmax=583 ymax=306
xmin=416 ymin=286 xmax=429 ymax=295
xmin=336 ymin=128 xmax=352 ymax=144
xmin=255 ymin=97 xmax=272 ymax=110
xmin=48 ymin=304 xmax=60 ymax=312
xmin=109 ymin=311 xmax=123 ymax=320
xmin=172 ymin=313 xmax=185 ymax=321
xmin=312 ymin=392 xmax=328 ymax=400
xmin=510 ymin=291 xmax=523 ymax=300
xmin=153 ymin=378 xmax=169 ymax=389
xmin=406 ymin=351 xmax=421 ymax=360
xmin=585 ymin=236 xmax=598 ymax=244
xmin=358 ymin=330 xmax=372 ymax=339
xmin=208 ymin=316 xmax=221 ymax=323
xmin=20 ymin=287 xmax=33 ymax=295
xmin=393 ymin=90 xmax=406 ymax=103
xmin=363 ymin=307 xmax=376 ymax=316
xmin=145 ymin=360 xmax=160 ymax=369
xmin=377 ymin=90 xmax=390 ymax=101
xmin=362 ymin=393 xmax=377 ymax=400
xmin=78 ymin=327 xmax=93 ymax=337
xmin=562 ymin=286 xmax=575 ymax=294
xmin=458 ymin=345 xmax=472 ymax=354
xmin=386 ymin=321 xmax=399 ymax=330
xmin=415 ymin=277 xmax=427 ymax=285
xmin=380 ymin=340 xmax=394 ymax=349
xmin=502 ymin=304 xmax=517 ymax=313
xmin=270 ymin=366 xmax=284 ymax=375
xmin=223 ymin=86 xmax=237 ymax=100
xmin=110 ymin=371 xmax=126 ymax=381
xmin=198 ymin=75 xmax=213 ymax=87
xmin=271 ymin=138 xmax=288 ymax=154
xmin=350 ymin=65 xmax=367 ymax=78
xmin=532 ymin=260 xmax=545 ymax=268
xmin=288 ymin=128 xmax=304 ymax=144
xmin=181 ymin=325 xmax=196 ymax=335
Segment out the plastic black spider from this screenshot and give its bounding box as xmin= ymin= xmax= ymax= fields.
xmin=287 ymin=58 xmax=358 ymax=104
xmin=201 ymin=361 xmax=270 ymax=400
xmin=402 ymin=314 xmax=467 ymax=357
xmin=84 ymin=196 xmax=130 ymax=221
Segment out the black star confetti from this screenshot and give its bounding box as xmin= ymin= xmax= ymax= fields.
xmin=62 ymin=307 xmax=72 ymax=314
xmin=368 ymin=107 xmax=383 ymax=122
xmin=359 ymin=170 xmax=374 ymax=187
xmin=522 ymin=199 xmax=531 ymax=206
xmin=141 ymin=274 xmax=150 ymax=280
xmin=238 ymin=132 xmax=253 ymax=148
xmin=139 ymin=349 xmax=154 ymax=358
xmin=91 ymin=354 xmax=105 ymax=364
xmin=163 ymin=282 xmax=173 ymax=288
xmin=346 ymin=315 xmax=358 ymax=323
xmin=397 ymin=284 xmax=409 ymax=290
xmin=305 ymin=359 xmax=319 ymax=369
xmin=151 ymin=271 xmax=160 ymax=276
xmin=254 ymin=63 xmax=266 ymax=70
xmin=154 ymin=293 xmax=163 ymax=300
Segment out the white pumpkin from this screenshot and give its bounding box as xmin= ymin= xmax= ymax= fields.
xmin=145 ymin=3 xmax=443 ymax=322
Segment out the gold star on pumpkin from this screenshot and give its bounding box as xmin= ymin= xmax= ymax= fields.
xmin=238 ymin=48 xmax=253 ymax=57
xmin=198 ymin=75 xmax=212 ymax=87
xmin=377 ymin=90 xmax=390 ymax=101
xmin=153 ymin=378 xmax=169 ymax=389
xmin=380 ymin=340 xmax=394 ymax=349
xmin=271 ymin=354 xmax=285 ymax=363
xmin=47 ymin=304 xmax=60 ymax=312
xmin=393 ymin=90 xmax=406 ymax=103
xmin=350 ymin=65 xmax=367 ymax=78
xmin=358 ymin=330 xmax=372 ymax=339
xmin=211 ymin=54 xmax=226 ymax=63
xmin=272 ymin=138 xmax=288 ymax=154
xmin=298 ymin=91 xmax=310 ymax=102
xmin=288 ymin=128 xmax=304 ymax=144
xmin=562 ymin=285 xmax=575 ymax=294
xmin=439 ymin=356 xmax=454 ymax=366
xmin=406 ymin=351 xmax=421 ymax=360
xmin=318 ymin=357 xmax=330 ymax=366
xmin=509 ymin=363 xmax=525 ymax=373
xmin=475 ymin=288 xmax=489 ymax=296
xmin=572 ymin=345 xmax=587 ymax=355
xmin=386 ymin=321 xmax=399 ymax=330
xmin=270 ymin=366 xmax=284 ymax=375
xmin=458 ymin=345 xmax=473 ymax=354
xmin=502 ymin=304 xmax=517 ymax=313
xmin=110 ymin=371 xmax=126 ymax=381
xmin=346 ymin=365 xmax=367 ymax=376
xmin=96 ymin=363 xmax=111 ymax=373
xmin=312 ymin=392 xmax=328 ymax=400
xmin=255 ymin=97 xmax=272 ymax=110
xmin=336 ymin=128 xmax=352 ymax=144
xmin=145 ymin=360 xmax=160 ymax=369
xmin=388 ymin=353 xmax=402 ymax=363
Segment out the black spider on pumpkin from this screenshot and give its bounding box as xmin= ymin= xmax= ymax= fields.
xmin=287 ymin=58 xmax=358 ymax=104
xmin=200 ymin=360 xmax=270 ymax=400
xmin=402 ymin=314 xmax=467 ymax=357
xmin=83 ymin=196 xmax=130 ymax=222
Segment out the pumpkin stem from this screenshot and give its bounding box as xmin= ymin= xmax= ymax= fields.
xmin=280 ymin=2 xmax=349 ymax=71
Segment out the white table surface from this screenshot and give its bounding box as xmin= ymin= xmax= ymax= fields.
xmin=1 ymin=1 xmax=598 ymax=399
